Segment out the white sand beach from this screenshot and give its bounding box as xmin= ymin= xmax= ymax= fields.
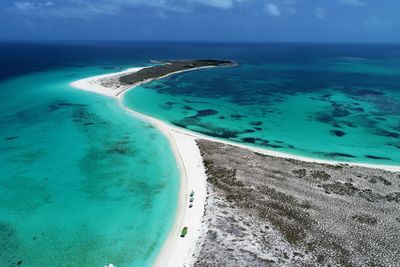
xmin=70 ymin=66 xmax=400 ymax=267
xmin=71 ymin=67 xmax=209 ymax=267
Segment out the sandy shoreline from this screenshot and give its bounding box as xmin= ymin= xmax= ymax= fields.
xmin=70 ymin=66 xmax=400 ymax=267
xmin=71 ymin=67 xmax=210 ymax=267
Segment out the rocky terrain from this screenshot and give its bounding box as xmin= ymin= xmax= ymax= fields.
xmin=119 ymin=59 xmax=235 ymax=85
xmin=194 ymin=139 xmax=400 ymax=266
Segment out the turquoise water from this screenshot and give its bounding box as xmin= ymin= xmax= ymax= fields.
xmin=2 ymin=42 xmax=400 ymax=266
xmin=124 ymin=50 xmax=400 ymax=165
xmin=0 ymin=67 xmax=180 ymax=266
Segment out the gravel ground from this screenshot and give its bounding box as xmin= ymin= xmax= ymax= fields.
xmin=194 ymin=139 xmax=400 ymax=267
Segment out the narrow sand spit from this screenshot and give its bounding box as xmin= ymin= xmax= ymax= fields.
xmin=71 ymin=67 xmax=209 ymax=267
xmin=70 ymin=66 xmax=400 ymax=267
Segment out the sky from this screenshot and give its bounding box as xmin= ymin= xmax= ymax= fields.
xmin=0 ymin=0 xmax=398 ymax=42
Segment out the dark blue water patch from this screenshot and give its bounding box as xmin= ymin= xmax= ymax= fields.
xmin=183 ymin=105 xmax=194 ymax=111
xmin=4 ymin=136 xmax=18 ymax=141
xmin=350 ymin=107 xmax=365 ymax=113
xmin=191 ymin=109 xmax=219 ymax=118
xmin=350 ymin=89 xmax=385 ymax=96
xmin=48 ymin=101 xmax=88 ymax=112
xmin=183 ymin=99 xmax=210 ymax=104
xmin=331 ymin=103 xmax=351 ymax=118
xmin=230 ymin=114 xmax=246 ymax=120
xmin=240 ymin=137 xmax=270 ymax=145
xmin=315 ymin=113 xmax=334 ymax=124
xmin=377 ymin=130 xmax=399 ymax=138
xmin=317 ymin=152 xmax=357 ymax=159
xmin=365 ymin=155 xmax=391 ymax=160
xmin=330 ymin=130 xmax=346 ymax=137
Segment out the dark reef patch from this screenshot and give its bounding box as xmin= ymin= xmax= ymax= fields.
xmin=320 ymin=152 xmax=356 ymax=158
xmin=254 ymin=127 xmax=263 ymax=131
xmin=331 ymin=103 xmax=351 ymax=118
xmin=240 ymin=137 xmax=270 ymax=145
xmin=5 ymin=136 xmax=18 ymax=141
xmin=377 ymin=130 xmax=399 ymax=138
xmin=230 ymin=114 xmax=245 ymax=120
xmin=191 ymin=109 xmax=218 ymax=118
xmin=330 ymin=130 xmax=346 ymax=137
xmin=264 ymin=144 xmax=283 ymax=149
xmin=48 ymin=101 xmax=87 ymax=112
xmin=243 ymin=129 xmax=255 ymax=133
xmin=365 ymin=155 xmax=391 ymax=161
xmin=352 ymin=89 xmax=384 ymax=96
xmin=315 ymin=113 xmax=333 ymax=123
xmin=241 ymin=137 xmax=258 ymax=144
xmin=183 ymin=105 xmax=194 ymax=111
xmin=184 ymin=99 xmax=210 ymax=104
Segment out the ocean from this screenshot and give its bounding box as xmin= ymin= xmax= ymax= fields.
xmin=0 ymin=42 xmax=399 ymax=266
xmin=0 ymin=42 xmax=181 ymax=266
xmin=123 ymin=43 xmax=400 ymax=165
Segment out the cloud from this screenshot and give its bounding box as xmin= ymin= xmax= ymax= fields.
xmin=264 ymin=3 xmax=281 ymax=17
xmin=314 ymin=7 xmax=325 ymax=20
xmin=9 ymin=0 xmax=253 ymax=19
xmin=15 ymin=1 xmax=54 ymax=11
xmin=339 ymin=0 xmax=366 ymax=6
xmin=12 ymin=1 xmax=120 ymax=18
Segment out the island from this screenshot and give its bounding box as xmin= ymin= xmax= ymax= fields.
xmin=119 ymin=59 xmax=235 ymax=85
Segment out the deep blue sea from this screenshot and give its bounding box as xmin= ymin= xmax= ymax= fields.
xmin=1 ymin=42 xmax=400 ymax=266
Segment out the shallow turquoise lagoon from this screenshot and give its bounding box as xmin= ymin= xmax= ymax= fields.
xmin=0 ymin=67 xmax=180 ymax=266
xmin=124 ymin=56 xmax=400 ymax=165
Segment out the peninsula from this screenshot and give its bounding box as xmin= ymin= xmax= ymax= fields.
xmin=70 ymin=61 xmax=400 ymax=267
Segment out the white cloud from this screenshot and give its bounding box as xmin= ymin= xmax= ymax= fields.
xmin=15 ymin=1 xmax=54 ymax=11
xmin=314 ymin=7 xmax=325 ymax=20
xmin=264 ymin=3 xmax=281 ymax=17
xmin=13 ymin=0 xmax=120 ymax=18
xmin=10 ymin=0 xmax=254 ymax=19
xmin=340 ymin=0 xmax=366 ymax=6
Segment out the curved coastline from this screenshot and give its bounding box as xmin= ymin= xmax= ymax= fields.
xmin=70 ymin=65 xmax=400 ymax=266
